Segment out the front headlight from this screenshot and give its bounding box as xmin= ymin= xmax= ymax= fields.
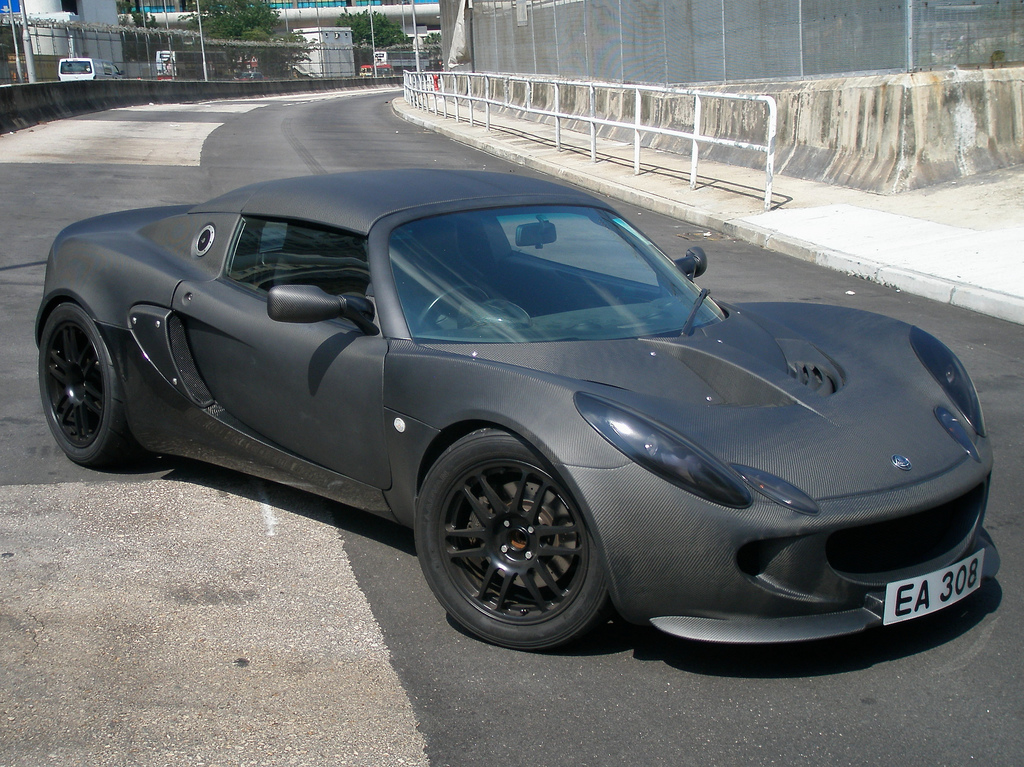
xmin=575 ymin=392 xmax=752 ymax=508
xmin=910 ymin=326 xmax=985 ymax=436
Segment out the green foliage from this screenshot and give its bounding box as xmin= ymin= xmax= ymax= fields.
xmin=187 ymin=0 xmax=280 ymax=42
xmin=116 ymin=0 xmax=158 ymax=27
xmin=339 ymin=11 xmax=408 ymax=48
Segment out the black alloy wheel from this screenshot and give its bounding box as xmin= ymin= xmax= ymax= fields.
xmin=38 ymin=303 xmax=140 ymax=467
xmin=416 ymin=429 xmax=610 ymax=650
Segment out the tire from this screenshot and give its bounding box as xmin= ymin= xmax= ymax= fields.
xmin=415 ymin=429 xmax=611 ymax=650
xmin=38 ymin=303 xmax=142 ymax=467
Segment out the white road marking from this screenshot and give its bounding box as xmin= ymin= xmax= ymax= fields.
xmin=0 ymin=119 xmax=220 ymax=166
xmin=255 ymin=480 xmax=278 ymax=537
xmin=0 ymin=88 xmax=399 ymax=167
xmin=112 ymin=102 xmax=265 ymax=114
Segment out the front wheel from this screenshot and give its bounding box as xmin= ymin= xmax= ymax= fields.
xmin=38 ymin=303 xmax=142 ymax=467
xmin=415 ymin=429 xmax=611 ymax=650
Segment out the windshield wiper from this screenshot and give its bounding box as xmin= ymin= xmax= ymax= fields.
xmin=680 ymin=288 xmax=710 ymax=337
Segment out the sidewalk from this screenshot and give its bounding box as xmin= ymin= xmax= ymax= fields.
xmin=393 ymin=97 xmax=1024 ymax=326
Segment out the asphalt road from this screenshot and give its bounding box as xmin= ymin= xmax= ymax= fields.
xmin=1 ymin=89 xmax=1022 ymax=766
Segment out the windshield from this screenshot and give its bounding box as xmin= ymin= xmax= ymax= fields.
xmin=389 ymin=205 xmax=724 ymax=343
xmin=60 ymin=60 xmax=93 ymax=74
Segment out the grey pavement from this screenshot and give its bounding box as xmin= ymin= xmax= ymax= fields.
xmin=0 ymin=479 xmax=429 ymax=767
xmin=393 ymin=96 xmax=1024 ymax=325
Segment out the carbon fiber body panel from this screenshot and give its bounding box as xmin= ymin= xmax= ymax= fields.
xmin=36 ymin=170 xmax=999 ymax=644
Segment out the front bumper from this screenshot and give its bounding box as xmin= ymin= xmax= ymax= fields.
xmin=650 ymin=529 xmax=999 ymax=643
xmin=565 ymin=450 xmax=996 ymax=638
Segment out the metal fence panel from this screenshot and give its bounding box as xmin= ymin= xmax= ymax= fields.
xmin=803 ymin=0 xmax=907 ymax=75
xmin=404 ymin=70 xmax=779 ymax=208
xmin=466 ymin=0 xmax=1024 ymax=84
xmin=2 ymin=19 xmax=323 ymax=84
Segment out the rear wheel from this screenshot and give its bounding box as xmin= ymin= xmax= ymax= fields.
xmin=415 ymin=429 xmax=611 ymax=650
xmin=38 ymin=303 xmax=141 ymax=467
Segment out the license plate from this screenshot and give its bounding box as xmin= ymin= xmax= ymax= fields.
xmin=883 ymin=549 xmax=984 ymax=625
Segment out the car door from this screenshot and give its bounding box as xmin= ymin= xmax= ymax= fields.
xmin=173 ymin=215 xmax=390 ymax=489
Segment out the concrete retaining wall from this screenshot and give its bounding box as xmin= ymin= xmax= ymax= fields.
xmin=0 ymin=77 xmax=402 ymax=135
xmin=498 ymin=67 xmax=1024 ymax=194
xmin=716 ymin=67 xmax=1024 ymax=193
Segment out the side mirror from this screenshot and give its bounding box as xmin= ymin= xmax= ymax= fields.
xmin=267 ymin=284 xmax=378 ymax=336
xmin=674 ymin=246 xmax=707 ymax=281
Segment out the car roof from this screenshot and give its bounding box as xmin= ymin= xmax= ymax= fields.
xmin=189 ymin=169 xmax=604 ymax=235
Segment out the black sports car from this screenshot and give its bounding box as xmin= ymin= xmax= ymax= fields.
xmin=37 ymin=169 xmax=999 ymax=650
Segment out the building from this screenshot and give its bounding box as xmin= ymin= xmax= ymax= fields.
xmin=18 ymin=0 xmax=120 ymax=60
xmin=294 ymin=26 xmax=355 ymax=78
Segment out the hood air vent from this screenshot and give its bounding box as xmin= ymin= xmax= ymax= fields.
xmin=788 ymin=361 xmax=841 ymax=395
xmin=776 ymin=338 xmax=845 ymax=396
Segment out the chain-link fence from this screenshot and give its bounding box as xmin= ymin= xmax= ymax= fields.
xmin=1 ymin=19 xmax=314 ymax=84
xmin=462 ymin=0 xmax=1023 ymax=84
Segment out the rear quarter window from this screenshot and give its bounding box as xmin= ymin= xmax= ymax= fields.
xmin=226 ymin=217 xmax=370 ymax=297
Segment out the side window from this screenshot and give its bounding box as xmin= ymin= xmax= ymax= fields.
xmin=226 ymin=216 xmax=370 ymax=297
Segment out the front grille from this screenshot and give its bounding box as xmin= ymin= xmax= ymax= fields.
xmin=826 ymin=484 xmax=986 ymax=576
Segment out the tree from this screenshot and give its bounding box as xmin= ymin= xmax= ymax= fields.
xmin=187 ymin=0 xmax=280 ymax=42
xmin=339 ymin=11 xmax=408 ymax=48
xmin=117 ymin=1 xmax=158 ymax=28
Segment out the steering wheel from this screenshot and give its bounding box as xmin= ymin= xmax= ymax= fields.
xmin=475 ymin=299 xmax=532 ymax=329
xmin=418 ymin=285 xmax=490 ymax=328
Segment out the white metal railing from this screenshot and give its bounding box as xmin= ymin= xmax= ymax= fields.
xmin=404 ymin=71 xmax=777 ymax=211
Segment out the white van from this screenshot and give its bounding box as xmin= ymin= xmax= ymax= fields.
xmin=58 ymin=58 xmax=123 ymax=82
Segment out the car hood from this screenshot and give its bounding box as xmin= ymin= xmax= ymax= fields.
xmin=421 ymin=302 xmax=987 ymax=501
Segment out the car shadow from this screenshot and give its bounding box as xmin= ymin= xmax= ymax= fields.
xmin=621 ymin=581 xmax=1002 ymax=678
xmin=440 ymin=578 xmax=1002 ymax=673
xmin=153 ymin=455 xmax=1002 ymax=675
xmin=156 ymin=455 xmax=416 ymax=554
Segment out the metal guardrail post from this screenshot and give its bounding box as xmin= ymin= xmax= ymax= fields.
xmin=485 ymin=76 xmax=491 ymax=131
xmin=634 ymin=87 xmax=642 ymax=176
xmin=467 ymin=75 xmax=475 ymax=127
xmin=763 ymin=97 xmax=777 ymax=211
xmin=554 ymin=82 xmax=561 ymax=151
xmin=589 ymin=84 xmax=597 ymax=163
xmin=690 ymin=94 xmax=702 ymax=190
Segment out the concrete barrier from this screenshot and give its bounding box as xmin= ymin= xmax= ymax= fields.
xmin=0 ymin=77 xmax=403 ymax=135
xmin=452 ymin=67 xmax=1023 ymax=194
xmin=681 ymin=67 xmax=1024 ymax=194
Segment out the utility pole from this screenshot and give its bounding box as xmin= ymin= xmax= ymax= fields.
xmin=194 ymin=0 xmax=209 ymax=80
xmin=20 ymin=0 xmax=37 ymax=83
xmin=369 ymin=9 xmax=377 ymax=76
xmin=4 ymin=1 xmax=24 ymax=84
xmin=410 ymin=0 xmax=420 ymax=72
xmin=314 ymin=0 xmax=324 ymax=77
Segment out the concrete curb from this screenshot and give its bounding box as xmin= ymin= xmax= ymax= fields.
xmin=395 ymin=99 xmax=1024 ymax=326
